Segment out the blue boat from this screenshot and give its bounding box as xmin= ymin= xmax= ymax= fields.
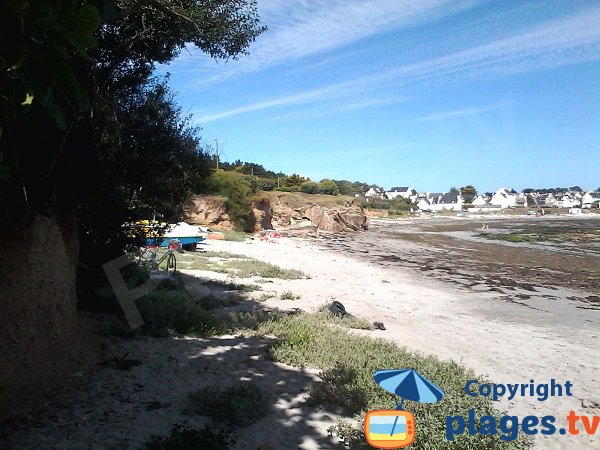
xmin=142 ymin=222 xmax=206 ymax=249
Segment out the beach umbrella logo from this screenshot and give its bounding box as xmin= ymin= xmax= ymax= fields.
xmin=363 ymin=369 xmax=444 ymax=449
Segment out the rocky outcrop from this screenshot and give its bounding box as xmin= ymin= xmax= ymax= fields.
xmin=185 ymin=194 xmax=367 ymax=233
xmin=249 ymin=198 xmax=274 ymax=232
xmin=185 ymin=195 xmax=232 ymax=229
xmin=268 ymin=194 xmax=367 ymax=232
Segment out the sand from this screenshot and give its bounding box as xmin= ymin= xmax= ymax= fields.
xmin=4 ymin=218 xmax=599 ymax=449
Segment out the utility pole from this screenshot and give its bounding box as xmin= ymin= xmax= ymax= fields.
xmin=213 ymin=139 xmax=222 ymax=170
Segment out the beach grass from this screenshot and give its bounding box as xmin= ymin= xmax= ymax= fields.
xmin=177 ymin=251 xmax=307 ymax=279
xmin=279 ymin=290 xmax=300 ymax=300
xmin=222 ymin=230 xmax=248 ymax=241
xmin=257 ymin=313 xmax=532 ymax=450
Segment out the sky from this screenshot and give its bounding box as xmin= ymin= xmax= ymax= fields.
xmin=156 ymin=0 xmax=600 ymax=193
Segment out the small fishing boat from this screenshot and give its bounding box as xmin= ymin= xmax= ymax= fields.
xmin=127 ymin=220 xmax=206 ymax=250
xmin=147 ymin=222 xmax=206 ymax=250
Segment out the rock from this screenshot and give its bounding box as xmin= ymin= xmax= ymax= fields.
xmin=184 ymin=195 xmax=233 ymax=230
xmin=185 ymin=193 xmax=367 ymax=233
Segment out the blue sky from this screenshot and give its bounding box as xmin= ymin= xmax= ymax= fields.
xmin=156 ymin=0 xmax=600 ymax=193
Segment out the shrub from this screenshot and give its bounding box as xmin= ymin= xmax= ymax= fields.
xmin=279 ymin=290 xmax=300 ymax=300
xmin=319 ymin=179 xmax=340 ymax=195
xmin=136 ymin=292 xmax=223 ymax=337
xmin=300 ymin=181 xmax=322 ymax=194
xmin=226 ymin=177 xmax=253 ymax=231
xmin=222 ymin=230 xmax=247 ymax=241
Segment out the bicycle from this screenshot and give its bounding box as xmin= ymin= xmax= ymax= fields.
xmin=137 ymin=239 xmax=180 ymax=275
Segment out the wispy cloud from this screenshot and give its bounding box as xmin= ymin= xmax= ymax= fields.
xmin=408 ymin=101 xmax=510 ymax=123
xmin=265 ymin=94 xmax=409 ymax=122
xmin=167 ymin=0 xmax=479 ymax=85
xmin=194 ymin=6 xmax=600 ymax=124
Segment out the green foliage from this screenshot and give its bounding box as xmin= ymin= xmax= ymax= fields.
xmin=206 ymin=170 xmax=236 ymax=196
xmin=460 ymin=185 xmax=477 ymax=202
xmin=220 ymin=258 xmax=306 ymax=279
xmin=360 ymin=201 xmax=388 ymax=209
xmin=284 ymin=173 xmax=309 ymax=187
xmin=300 ymin=181 xmax=321 ymax=194
xmin=136 ymin=291 xmax=223 ymax=337
xmin=188 ymin=383 xmax=270 ymax=426
xmin=316 ymin=305 xmax=373 ymax=330
xmin=79 ymin=79 xmax=212 ymax=263
xmin=145 ymin=424 xmax=233 ymax=450
xmin=319 ymin=179 xmax=340 ymax=195
xmin=1 ymin=1 xmax=101 ymax=133
xmin=222 ymin=230 xmax=248 ymax=241
xmin=333 ymin=180 xmax=372 ymax=197
xmin=257 ymin=313 xmax=531 ymax=450
xmin=226 ymin=177 xmax=253 ymax=231
xmin=279 ymin=290 xmax=300 ymax=300
xmin=256 ymin=177 xmax=276 ymax=191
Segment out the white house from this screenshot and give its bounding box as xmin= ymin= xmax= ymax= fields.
xmin=582 ymin=191 xmax=600 ymax=208
xmin=471 ymin=195 xmax=488 ymax=206
xmin=386 ymin=186 xmax=417 ymax=201
xmin=417 ymin=192 xmax=463 ymax=212
xmin=490 ymin=188 xmax=518 ymax=209
xmin=555 ymin=193 xmax=580 ymax=208
xmin=365 ymin=187 xmax=386 ymax=201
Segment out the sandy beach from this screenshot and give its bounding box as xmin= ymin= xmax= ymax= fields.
xmin=4 ymin=215 xmax=599 ymax=449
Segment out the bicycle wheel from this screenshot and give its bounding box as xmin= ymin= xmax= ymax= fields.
xmin=166 ymin=252 xmax=176 ymax=275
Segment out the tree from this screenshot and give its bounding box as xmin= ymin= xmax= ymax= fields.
xmin=300 ymin=181 xmax=321 ymax=194
xmin=449 ymin=186 xmax=459 ymax=193
xmin=78 ymin=79 xmax=212 ymax=260
xmin=460 ymin=185 xmax=477 ymax=202
xmin=285 ymin=173 xmax=308 ymax=187
xmin=1 ymin=0 xmax=265 ymax=218
xmin=226 ymin=177 xmax=253 ymax=231
xmin=319 ymin=179 xmax=340 ymax=195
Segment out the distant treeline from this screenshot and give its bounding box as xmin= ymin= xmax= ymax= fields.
xmin=216 ymin=159 xmax=380 ymax=197
xmin=522 ymin=186 xmax=583 ymax=194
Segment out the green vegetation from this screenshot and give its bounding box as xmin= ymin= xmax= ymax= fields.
xmin=279 ymin=291 xmax=301 ymax=300
xmin=316 ymin=304 xmax=373 ymax=330
xmin=257 ymin=292 xmax=276 ymax=302
xmin=221 ymin=259 xmax=306 ymax=279
xmin=222 ymin=230 xmax=248 ymax=241
xmin=361 ymin=197 xmax=412 ymax=211
xmin=136 ymin=292 xmax=222 ymax=337
xmin=187 ymin=383 xmax=270 ymax=426
xmin=176 ymin=251 xmax=307 ymax=280
xmin=257 ymin=313 xmax=531 ymax=449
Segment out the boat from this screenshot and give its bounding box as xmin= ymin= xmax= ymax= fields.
xmin=148 ymin=222 xmax=206 ymax=250
xmin=127 ymin=220 xmax=206 ymax=250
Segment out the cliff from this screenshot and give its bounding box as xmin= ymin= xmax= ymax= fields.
xmin=185 ymin=192 xmax=367 ymax=233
